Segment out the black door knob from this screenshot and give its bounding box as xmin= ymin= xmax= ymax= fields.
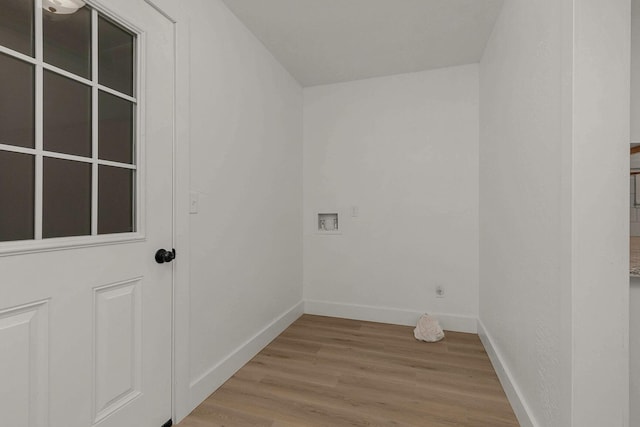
xmin=155 ymin=248 xmax=176 ymax=264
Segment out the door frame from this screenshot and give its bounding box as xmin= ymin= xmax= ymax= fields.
xmin=135 ymin=0 xmax=192 ymax=423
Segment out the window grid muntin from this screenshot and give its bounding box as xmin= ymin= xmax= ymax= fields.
xmin=0 ymin=144 xmax=136 ymax=169
xmin=91 ymin=7 xmax=99 ymax=235
xmin=0 ymin=0 xmax=139 ymax=243
xmin=34 ymin=0 xmax=43 ymax=239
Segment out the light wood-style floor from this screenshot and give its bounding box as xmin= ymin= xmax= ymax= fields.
xmin=177 ymin=315 xmax=519 ymax=427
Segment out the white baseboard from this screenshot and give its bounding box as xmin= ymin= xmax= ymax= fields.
xmin=477 ymin=319 xmax=538 ymax=427
xmin=187 ymin=300 xmax=304 ymax=413
xmin=304 ymin=299 xmax=477 ymax=333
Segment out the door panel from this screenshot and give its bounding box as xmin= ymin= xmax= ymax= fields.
xmin=0 ymin=1 xmax=175 ymax=426
xmin=0 ymin=301 xmax=48 ymax=427
xmin=93 ymin=278 xmax=142 ymax=423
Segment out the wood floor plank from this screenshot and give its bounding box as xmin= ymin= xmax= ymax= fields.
xmin=178 ymin=315 xmax=519 ymax=426
xmin=182 ymin=400 xmax=273 ymax=427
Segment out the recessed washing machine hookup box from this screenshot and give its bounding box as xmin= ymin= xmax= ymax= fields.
xmin=318 ymin=213 xmax=338 ymax=232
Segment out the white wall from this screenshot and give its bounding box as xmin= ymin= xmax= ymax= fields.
xmin=479 ymin=1 xmax=570 ymax=424
xmin=572 ymin=1 xmax=629 ymax=425
xmin=631 ymin=278 xmax=640 ymax=426
xmin=303 ymin=65 xmax=479 ymax=332
xmin=631 ymin=2 xmax=640 ymax=426
xmin=480 ymin=0 xmax=630 ymax=426
xmin=633 ymin=0 xmax=640 ymax=143
xmin=176 ymin=0 xmax=304 ymax=419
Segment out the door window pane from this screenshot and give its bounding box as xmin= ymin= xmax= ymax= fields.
xmin=0 ymin=151 xmax=34 ymax=241
xmin=43 ymin=157 xmax=91 ymax=238
xmin=44 ymin=71 xmax=91 ymax=157
xmin=0 ymin=53 xmax=34 ymax=148
xmin=98 ymin=16 xmax=134 ymax=96
xmin=0 ymin=7 xmax=139 ymax=244
xmin=98 ymin=166 xmax=133 ymax=234
xmin=0 ymin=0 xmax=34 ymax=56
xmin=43 ymin=6 xmax=91 ymax=78
xmin=99 ymin=91 xmax=134 ymax=164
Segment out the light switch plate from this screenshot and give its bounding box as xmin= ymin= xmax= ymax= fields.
xmin=189 ymin=192 xmax=199 ymax=214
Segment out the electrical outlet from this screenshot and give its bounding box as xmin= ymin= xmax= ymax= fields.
xmin=435 ymin=285 xmax=445 ymax=298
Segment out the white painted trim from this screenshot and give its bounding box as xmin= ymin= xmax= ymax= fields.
xmin=91 ymin=8 xmax=99 ymax=236
xmin=0 ymin=45 xmax=36 ymax=64
xmin=131 ymin=2 xmax=188 ymax=422
xmin=304 ymin=299 xmax=477 ymax=333
xmin=34 ymin=0 xmax=43 ymax=240
xmin=186 ymin=301 xmax=305 ymax=417
xmin=477 ymin=319 xmax=538 ymax=427
xmin=143 ymin=0 xmax=177 ymax=23
xmin=96 ymin=84 xmax=137 ymax=103
xmin=159 ymin=9 xmax=191 ymax=425
xmin=0 ymin=233 xmax=145 ymax=257
xmin=0 ymin=144 xmax=137 ymax=169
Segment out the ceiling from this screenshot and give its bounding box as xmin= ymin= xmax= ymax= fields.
xmin=221 ymin=0 xmax=505 ymax=87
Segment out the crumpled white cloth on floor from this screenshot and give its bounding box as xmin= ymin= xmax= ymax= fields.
xmin=414 ymin=313 xmax=445 ymax=342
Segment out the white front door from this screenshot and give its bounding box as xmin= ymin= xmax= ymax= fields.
xmin=0 ymin=1 xmax=175 ymax=426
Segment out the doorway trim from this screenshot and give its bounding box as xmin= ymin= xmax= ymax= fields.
xmin=135 ymin=0 xmax=191 ymax=422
